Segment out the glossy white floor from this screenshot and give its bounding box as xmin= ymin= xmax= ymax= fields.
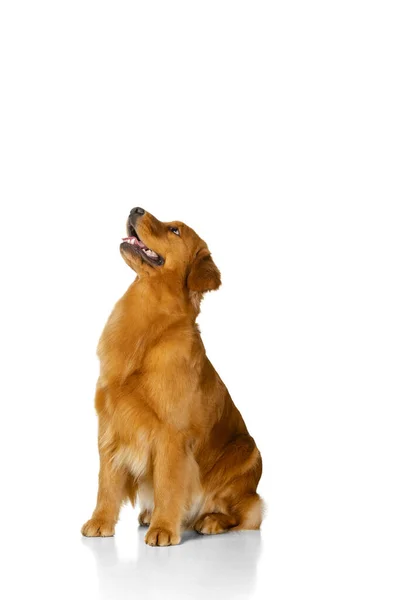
xmin=4 ymin=489 xmax=403 ymax=600
xmin=6 ymin=503 xmax=266 ymax=600
xmin=81 ymin=515 xmax=264 ymax=600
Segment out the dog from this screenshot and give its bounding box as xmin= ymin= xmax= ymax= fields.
xmin=81 ymin=207 xmax=263 ymax=546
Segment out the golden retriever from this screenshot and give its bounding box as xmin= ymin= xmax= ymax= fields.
xmin=81 ymin=208 xmax=263 ymax=546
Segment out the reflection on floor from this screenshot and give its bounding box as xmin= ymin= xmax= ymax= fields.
xmin=82 ymin=527 xmax=262 ymax=600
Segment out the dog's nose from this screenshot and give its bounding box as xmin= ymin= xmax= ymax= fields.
xmin=131 ymin=207 xmax=145 ymax=216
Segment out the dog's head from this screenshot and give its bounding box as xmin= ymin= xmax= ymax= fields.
xmin=120 ymin=208 xmax=221 ymax=295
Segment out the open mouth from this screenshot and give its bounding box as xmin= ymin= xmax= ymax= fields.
xmin=121 ymin=224 xmax=164 ymax=266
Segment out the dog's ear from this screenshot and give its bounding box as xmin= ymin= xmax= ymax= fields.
xmin=187 ymin=248 xmax=221 ymax=293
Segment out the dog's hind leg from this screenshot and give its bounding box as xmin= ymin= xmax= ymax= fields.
xmin=232 ymin=493 xmax=264 ymax=531
xmin=195 ymin=435 xmax=263 ymax=534
xmin=194 ymin=512 xmax=238 ymax=534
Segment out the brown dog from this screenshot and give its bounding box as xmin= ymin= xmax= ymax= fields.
xmin=81 ymin=208 xmax=263 ymax=546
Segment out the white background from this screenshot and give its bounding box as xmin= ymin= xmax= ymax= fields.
xmin=1 ymin=1 xmax=403 ymax=599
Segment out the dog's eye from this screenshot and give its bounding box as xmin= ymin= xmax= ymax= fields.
xmin=169 ymin=227 xmax=180 ymax=236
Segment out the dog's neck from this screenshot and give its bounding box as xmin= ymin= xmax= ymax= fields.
xmin=97 ymin=276 xmax=202 ymax=385
xmin=125 ymin=275 xmax=202 ymax=321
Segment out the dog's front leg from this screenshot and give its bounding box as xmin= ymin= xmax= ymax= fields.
xmin=145 ymin=429 xmax=192 ymax=547
xmin=81 ymin=446 xmax=126 ymax=537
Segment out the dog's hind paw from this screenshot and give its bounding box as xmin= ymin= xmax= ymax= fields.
xmin=194 ymin=512 xmax=236 ymax=535
xmin=138 ymin=509 xmax=152 ymax=527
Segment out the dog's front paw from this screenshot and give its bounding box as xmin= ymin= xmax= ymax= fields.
xmin=81 ymin=518 xmax=115 ymax=537
xmin=145 ymin=525 xmax=180 ymax=546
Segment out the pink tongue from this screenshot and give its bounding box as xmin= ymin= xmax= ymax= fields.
xmin=122 ymin=236 xmax=146 ymax=249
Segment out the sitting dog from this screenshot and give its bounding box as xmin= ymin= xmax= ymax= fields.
xmin=82 ymin=208 xmax=263 ymax=546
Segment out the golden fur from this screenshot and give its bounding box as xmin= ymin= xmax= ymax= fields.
xmin=81 ymin=209 xmax=263 ymax=546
